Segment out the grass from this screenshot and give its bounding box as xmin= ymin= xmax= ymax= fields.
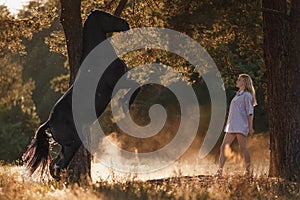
xmin=1 ymin=133 xmax=299 ymax=199
xmin=1 ymin=163 xmax=300 ymax=200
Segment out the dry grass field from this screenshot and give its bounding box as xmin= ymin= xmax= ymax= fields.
xmin=1 ymin=133 xmax=299 ymax=200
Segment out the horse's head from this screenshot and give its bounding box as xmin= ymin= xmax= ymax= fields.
xmin=81 ymin=10 xmax=129 ymax=63
xmin=85 ymin=10 xmax=130 ymax=33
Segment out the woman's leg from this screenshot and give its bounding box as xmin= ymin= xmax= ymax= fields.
xmin=217 ymin=133 xmax=236 ymax=175
xmin=236 ymin=133 xmax=251 ymax=173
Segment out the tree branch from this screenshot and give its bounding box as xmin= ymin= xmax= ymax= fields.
xmin=114 ymin=0 xmax=128 ymax=17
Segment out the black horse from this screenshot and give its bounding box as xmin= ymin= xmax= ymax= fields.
xmin=23 ymin=10 xmax=138 ymax=179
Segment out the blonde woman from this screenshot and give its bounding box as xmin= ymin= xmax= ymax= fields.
xmin=217 ymin=74 xmax=257 ymax=177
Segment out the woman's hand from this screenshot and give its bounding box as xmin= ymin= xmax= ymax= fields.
xmin=248 ymin=127 xmax=254 ymax=136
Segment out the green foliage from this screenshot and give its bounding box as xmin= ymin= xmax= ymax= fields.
xmin=0 ymin=5 xmax=27 ymax=55
xmin=0 ymin=0 xmax=65 ymax=162
xmin=0 ymin=1 xmax=57 ymax=56
xmin=49 ymin=0 xmax=266 ymax=93
xmin=0 ymin=106 xmax=35 ymax=162
xmin=0 ymin=56 xmax=37 ymax=117
xmin=20 ymin=26 xmax=67 ymax=120
xmin=0 ymin=56 xmax=39 ymax=162
xmin=50 ymin=73 xmax=70 ymax=94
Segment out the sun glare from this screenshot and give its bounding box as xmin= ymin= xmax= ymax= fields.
xmin=0 ymin=0 xmax=31 ymax=15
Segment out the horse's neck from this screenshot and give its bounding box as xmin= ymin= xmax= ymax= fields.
xmin=81 ymin=31 xmax=107 ymax=64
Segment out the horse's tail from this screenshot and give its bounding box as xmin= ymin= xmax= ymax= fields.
xmin=22 ymin=120 xmax=51 ymax=176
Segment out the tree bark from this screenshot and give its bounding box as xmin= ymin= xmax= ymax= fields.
xmin=262 ymin=0 xmax=288 ymax=178
xmin=60 ymin=0 xmax=91 ymax=184
xmin=263 ymin=0 xmax=300 ymax=181
xmin=60 ymin=0 xmax=83 ymax=85
xmin=286 ymin=0 xmax=300 ymax=182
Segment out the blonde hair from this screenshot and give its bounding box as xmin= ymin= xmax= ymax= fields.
xmin=239 ymin=74 xmax=257 ymax=106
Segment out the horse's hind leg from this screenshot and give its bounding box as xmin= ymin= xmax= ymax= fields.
xmin=50 ymin=141 xmax=81 ymax=180
xmin=59 ymin=141 xmax=81 ymax=169
xmin=50 ymin=153 xmax=62 ymax=180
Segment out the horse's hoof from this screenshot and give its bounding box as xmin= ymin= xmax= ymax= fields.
xmin=50 ymin=163 xmax=61 ymax=181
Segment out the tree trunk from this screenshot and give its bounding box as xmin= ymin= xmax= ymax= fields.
xmin=60 ymin=0 xmax=91 ymax=184
xmin=58 ymin=0 xmax=129 ymax=184
xmin=263 ymin=0 xmax=300 ymax=181
xmin=286 ymin=0 xmax=300 ymax=182
xmin=262 ymin=0 xmax=288 ymax=178
xmin=60 ymin=0 xmax=83 ymax=85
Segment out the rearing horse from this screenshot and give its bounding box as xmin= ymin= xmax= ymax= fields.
xmin=23 ymin=10 xmax=138 ymax=180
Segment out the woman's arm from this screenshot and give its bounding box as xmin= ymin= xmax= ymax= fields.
xmin=247 ymin=114 xmax=254 ymax=136
xmin=245 ymin=93 xmax=254 ymax=136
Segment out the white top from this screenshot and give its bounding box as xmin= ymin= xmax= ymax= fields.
xmin=224 ymin=90 xmax=254 ymax=136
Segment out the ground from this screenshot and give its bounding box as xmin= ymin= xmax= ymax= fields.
xmin=1 ymin=133 xmax=299 ymax=199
